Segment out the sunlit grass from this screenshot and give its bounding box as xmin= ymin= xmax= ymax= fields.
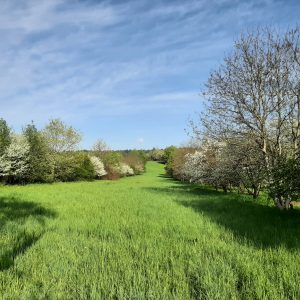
xmin=0 ymin=162 xmax=300 ymax=299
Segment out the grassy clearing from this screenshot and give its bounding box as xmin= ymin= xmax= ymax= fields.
xmin=0 ymin=162 xmax=300 ymax=299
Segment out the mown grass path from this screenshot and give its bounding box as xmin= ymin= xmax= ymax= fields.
xmin=1 ymin=162 xmax=300 ymax=299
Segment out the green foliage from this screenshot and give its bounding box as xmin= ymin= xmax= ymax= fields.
xmin=23 ymin=123 xmax=54 ymax=183
xmin=54 ymin=152 xmax=95 ymax=182
xmin=269 ymin=156 xmax=300 ymax=206
xmin=0 ymin=118 xmax=11 ymax=156
xmin=0 ymin=119 xmax=143 ymax=184
xmin=98 ymin=151 xmax=122 ymax=179
xmin=132 ymin=150 xmax=147 ymax=166
xmin=165 ymin=147 xmax=194 ymax=178
xmin=162 ymin=145 xmax=177 ymax=164
xmin=163 ymin=146 xmax=177 ymax=176
xmin=101 ymin=151 xmax=122 ymax=168
xmin=1 ymin=162 xmax=300 ymax=299
xmin=164 ymin=150 xmax=175 ymax=176
xmin=43 ymin=119 xmax=82 ymax=152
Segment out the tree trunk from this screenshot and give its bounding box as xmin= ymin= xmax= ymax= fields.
xmin=252 ymin=184 xmax=261 ymax=199
xmin=275 ymin=196 xmax=291 ymax=210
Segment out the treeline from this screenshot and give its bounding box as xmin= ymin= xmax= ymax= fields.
xmin=165 ymin=26 xmax=300 ymax=210
xmin=0 ymin=118 xmax=146 ymax=184
xmin=163 ymin=145 xmax=264 ymax=195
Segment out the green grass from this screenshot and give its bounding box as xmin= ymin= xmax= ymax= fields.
xmin=1 ymin=161 xmax=300 ymax=299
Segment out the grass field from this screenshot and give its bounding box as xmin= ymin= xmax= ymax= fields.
xmin=1 ymin=162 xmax=300 ymax=299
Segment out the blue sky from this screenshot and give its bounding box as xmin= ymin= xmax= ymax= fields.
xmin=0 ymin=0 xmax=299 ymax=149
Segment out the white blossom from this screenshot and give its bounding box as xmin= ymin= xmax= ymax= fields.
xmin=133 ymin=163 xmax=144 ymax=174
xmin=118 ymin=163 xmax=134 ymax=176
xmin=89 ymin=156 xmax=107 ymax=177
xmin=0 ymin=135 xmax=30 ymax=178
xmin=182 ymin=151 xmax=206 ymax=183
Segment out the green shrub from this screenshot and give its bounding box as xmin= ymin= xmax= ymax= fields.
xmin=269 ymin=156 xmax=300 ymax=209
xmin=100 ymin=151 xmax=122 ymax=180
xmin=54 ymin=152 xmax=95 ymax=182
xmin=23 ymin=123 xmax=54 ymax=183
xmin=165 ymin=148 xmax=194 ymax=179
xmin=162 ymin=146 xmax=177 ymax=164
xmin=0 ymin=118 xmax=11 ymax=156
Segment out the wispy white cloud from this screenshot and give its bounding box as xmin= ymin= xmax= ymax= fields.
xmin=0 ymin=0 xmax=298 ymax=147
xmin=0 ymin=0 xmax=122 ymax=33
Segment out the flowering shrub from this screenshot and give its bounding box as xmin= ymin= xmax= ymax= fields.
xmin=0 ymin=135 xmax=30 ymax=183
xmin=54 ymin=152 xmax=95 ymax=182
xmin=132 ymin=163 xmax=144 ymax=174
xmin=117 ymin=163 xmax=134 ymax=176
xmin=149 ymin=148 xmax=164 ymax=161
xmin=182 ymin=151 xmax=206 ymax=183
xmin=0 ymin=120 xmax=146 ymax=184
xmin=89 ymin=156 xmax=107 ymax=178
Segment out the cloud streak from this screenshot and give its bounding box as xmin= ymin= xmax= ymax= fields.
xmin=0 ymin=0 xmax=299 ymax=147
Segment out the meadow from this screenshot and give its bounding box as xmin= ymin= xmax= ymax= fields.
xmin=1 ymin=161 xmax=300 ymax=299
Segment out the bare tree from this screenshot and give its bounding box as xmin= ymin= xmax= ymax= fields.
xmin=92 ymin=139 xmax=110 ymax=153
xmin=197 ymin=26 xmax=300 ymax=209
xmin=91 ymin=139 xmax=111 ymax=162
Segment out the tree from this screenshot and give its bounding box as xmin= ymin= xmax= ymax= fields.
xmin=162 ymin=146 xmax=177 ymax=164
xmin=226 ymin=138 xmax=267 ymax=198
xmin=0 ymin=135 xmax=30 ymax=183
xmin=269 ymin=156 xmax=300 ymax=209
xmin=198 ymin=140 xmax=239 ymax=193
xmin=23 ymin=122 xmax=54 ymax=182
xmin=198 ymin=26 xmax=300 ymax=208
xmin=181 ymin=151 xmax=206 ymax=183
xmin=165 ymin=147 xmax=195 ymax=180
xmin=92 ymin=139 xmax=110 ymax=161
xmin=53 ymin=152 xmax=95 ymax=182
xmin=0 ymin=118 xmax=11 ymax=156
xmin=43 ymin=119 xmax=82 ymax=152
xmin=92 ymin=139 xmax=110 ymax=153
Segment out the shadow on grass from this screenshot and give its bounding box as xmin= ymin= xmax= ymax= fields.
xmin=145 ymin=176 xmax=300 ymax=249
xmin=0 ymin=196 xmax=56 ymax=271
xmin=157 ymin=174 xmax=170 ymax=178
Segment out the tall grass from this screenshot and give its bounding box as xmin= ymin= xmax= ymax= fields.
xmin=0 ymin=162 xmax=299 ymax=299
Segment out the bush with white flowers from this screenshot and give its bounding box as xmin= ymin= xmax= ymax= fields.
xmin=118 ymin=163 xmax=134 ymax=176
xmin=181 ymin=151 xmax=206 ymax=183
xmin=89 ymin=156 xmax=107 ymax=178
xmin=0 ymin=135 xmax=30 ymax=182
xmin=133 ymin=163 xmax=144 ymax=174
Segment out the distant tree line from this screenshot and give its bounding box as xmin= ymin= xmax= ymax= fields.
xmin=0 ymin=118 xmax=146 ymax=184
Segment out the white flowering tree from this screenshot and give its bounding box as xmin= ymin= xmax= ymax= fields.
xmin=89 ymin=156 xmax=107 ymax=178
xmin=0 ymin=135 xmax=30 ymax=183
xmin=182 ymin=151 xmax=206 ymax=183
